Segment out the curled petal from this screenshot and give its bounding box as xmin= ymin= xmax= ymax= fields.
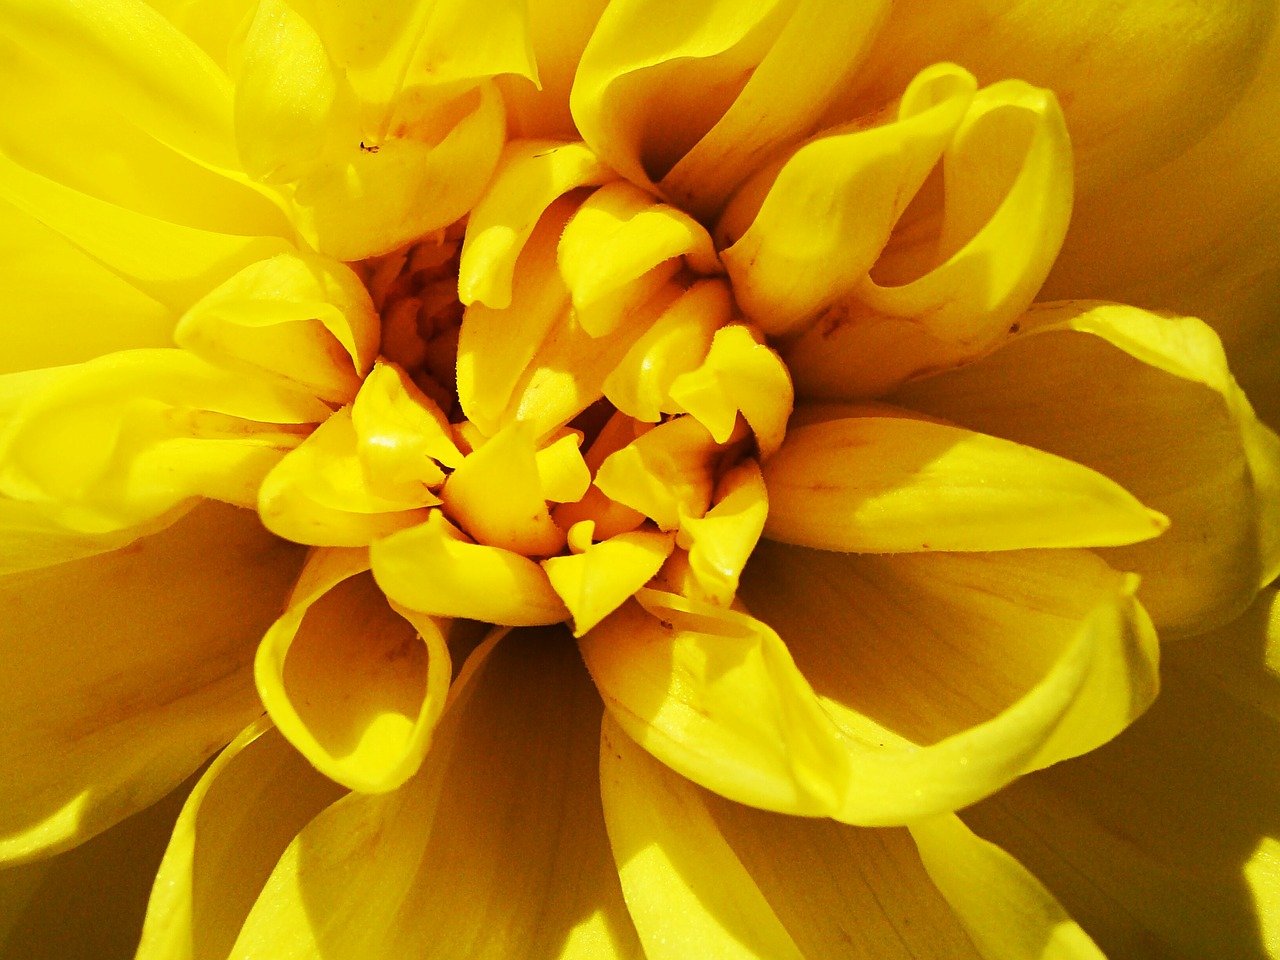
xmin=582 ymin=544 xmax=1158 ymax=825
xmin=255 ymin=548 xmax=452 ymax=793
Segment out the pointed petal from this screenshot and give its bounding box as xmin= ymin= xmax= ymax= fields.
xmin=0 ymin=502 xmax=303 ymax=862
xmin=762 ymin=409 xmax=1166 ymax=553
xmin=232 ymin=628 xmax=642 ymax=959
xmin=893 ymin=301 xmax=1280 ymax=635
xmin=135 ymin=719 xmax=345 ymax=960
xmin=962 ymin=584 xmax=1280 ymax=958
xmin=255 ymin=549 xmax=452 ymax=793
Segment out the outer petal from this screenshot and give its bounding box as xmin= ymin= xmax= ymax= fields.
xmin=0 ymin=502 xmax=304 ymax=863
xmin=893 ymin=301 xmax=1280 ymax=635
xmin=832 ymin=0 xmax=1275 ymax=194
xmin=962 ymin=584 xmax=1280 ymax=959
xmin=231 ymin=627 xmax=643 ymax=959
xmin=0 ymin=770 xmax=192 ymax=960
xmin=600 ymin=714 xmax=982 ymax=959
xmin=581 ymin=541 xmax=1159 ymax=826
xmin=135 ymin=719 xmax=345 ymax=960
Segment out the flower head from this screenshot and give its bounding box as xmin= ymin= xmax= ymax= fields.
xmin=2 ymin=1 xmax=1279 ymax=958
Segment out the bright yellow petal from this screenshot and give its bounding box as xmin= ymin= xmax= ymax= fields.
xmin=761 ymin=407 xmax=1166 ymax=553
xmin=963 ymin=584 xmax=1280 ymax=958
xmin=134 ymin=718 xmax=345 ymax=960
xmin=0 ymin=502 xmax=303 ymax=863
xmin=893 ymin=301 xmax=1280 ymax=635
xmin=582 ymin=546 xmax=1158 ymax=826
xmin=231 ymin=628 xmax=642 ymax=959
xmin=371 ymin=510 xmax=569 ymax=626
xmin=254 ymin=548 xmax=452 ymax=794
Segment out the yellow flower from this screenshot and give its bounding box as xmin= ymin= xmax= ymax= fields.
xmin=1 ymin=2 xmax=1278 ymax=959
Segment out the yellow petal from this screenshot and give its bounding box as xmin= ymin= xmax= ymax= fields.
xmin=135 ymin=718 xmax=344 ymax=960
xmin=441 ymin=421 xmax=565 ymax=556
xmin=782 ymin=76 xmax=1073 ymax=398
xmin=571 ymin=0 xmax=891 ymax=216
xmin=909 ymin=814 xmax=1105 ymax=960
xmin=667 ymin=323 xmax=793 ymax=457
xmin=718 ymin=62 xmax=977 ymax=336
xmin=762 ymin=409 xmax=1166 ymax=553
xmin=603 ymin=717 xmax=993 ymax=958
xmin=257 ymin=407 xmax=437 ymax=548
xmin=838 ymin=0 xmax=1275 ymax=194
xmin=893 ymin=301 xmax=1280 ymax=635
xmin=0 ymin=349 xmax=325 ymax=538
xmin=963 ymin=584 xmax=1280 ymax=958
xmin=676 ymin=459 xmax=768 ymax=606
xmin=174 ymin=251 xmax=379 ymax=405
xmin=255 ymin=549 xmax=452 ymax=793
xmin=0 ymin=34 xmax=287 ymax=238
xmin=543 ymin=527 xmax=674 ymax=636
xmin=0 ymin=0 xmax=239 ymax=171
xmin=0 ymin=153 xmax=290 ymax=313
xmin=0 ymin=502 xmax=302 ymax=863
xmin=371 ymin=510 xmax=569 ymax=626
xmin=352 ymin=360 xmax=463 ymax=482
xmin=0 ymin=769 xmax=193 ymax=960
xmin=231 ymin=627 xmax=642 ymax=959
xmin=599 ymin=714 xmax=805 ymax=960
xmin=0 ymin=199 xmax=172 ymax=376
xmin=595 ymin=415 xmax=721 ymax=532
xmin=583 ymin=540 xmax=1158 ymax=825
xmin=458 ymin=139 xmax=619 ymax=309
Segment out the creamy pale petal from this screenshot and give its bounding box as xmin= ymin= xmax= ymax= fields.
xmin=255 ymin=549 xmax=452 ymax=793
xmin=583 ymin=550 xmax=1158 ymax=825
xmin=0 ymin=502 xmax=303 ymax=862
xmin=599 ymin=714 xmax=805 ymax=960
xmin=0 ymin=200 xmax=173 ymax=375
xmin=762 ymin=411 xmax=1166 ymax=553
xmin=893 ymin=301 xmax=1280 ymax=635
xmin=459 ymin=140 xmax=619 ymax=309
xmin=783 ymin=78 xmax=1072 ymax=398
xmin=718 ymin=62 xmax=976 ymax=337
xmin=232 ymin=628 xmax=642 ymax=959
xmin=371 ymin=511 xmax=569 ymax=625
xmin=0 ymin=153 xmax=290 ymax=313
xmin=135 ymin=719 xmax=345 ymax=960
xmin=0 ymin=0 xmax=239 ymax=172
xmin=963 ymin=584 xmax=1280 ymax=958
xmin=832 ymin=0 xmax=1274 ymax=194
xmin=910 ymin=815 xmax=1104 ymax=959
xmin=0 ymin=349 xmax=325 ymax=539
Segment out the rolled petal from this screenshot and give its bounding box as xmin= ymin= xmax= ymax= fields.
xmin=602 ymin=714 xmax=1004 ymax=959
xmin=0 ymin=502 xmax=303 ymax=863
xmin=230 ymin=627 xmax=641 ymax=959
xmin=762 ymin=408 xmax=1166 ymax=553
xmin=962 ymin=584 xmax=1280 ymax=958
xmin=893 ymin=301 xmax=1280 ymax=635
xmin=254 ymin=548 xmax=452 ymax=794
xmin=371 ymin=510 xmax=569 ymax=626
xmin=134 ymin=718 xmax=345 ymax=960
xmin=582 ymin=542 xmax=1159 ymax=825
xmin=781 ymin=76 xmax=1073 ymax=398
